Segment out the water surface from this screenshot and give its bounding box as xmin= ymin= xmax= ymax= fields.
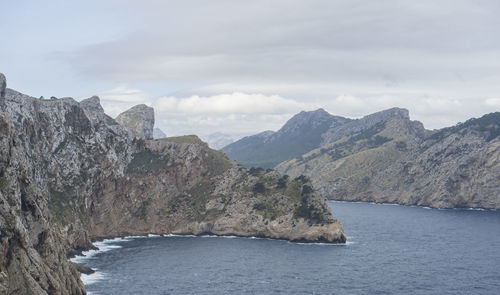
xmin=75 ymin=201 xmax=500 ymax=294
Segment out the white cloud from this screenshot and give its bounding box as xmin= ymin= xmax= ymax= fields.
xmin=485 ymin=98 xmax=500 ymax=106
xmin=153 ymin=92 xmax=310 ymax=115
xmin=99 ymin=86 xmax=151 ymax=103
xmin=91 ymin=86 xmax=152 ymax=117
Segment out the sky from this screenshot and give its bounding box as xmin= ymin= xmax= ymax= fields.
xmin=2 ymin=0 xmax=500 ymax=140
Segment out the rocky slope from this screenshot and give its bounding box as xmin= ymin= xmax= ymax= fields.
xmin=276 ymin=110 xmax=500 ymax=209
xmin=0 ymin=74 xmax=345 ymax=294
xmin=223 ymin=109 xmax=351 ymax=168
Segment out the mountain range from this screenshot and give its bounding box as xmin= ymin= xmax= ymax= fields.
xmin=224 ymin=107 xmax=500 ymax=209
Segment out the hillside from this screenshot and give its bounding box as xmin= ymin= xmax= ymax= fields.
xmin=0 ymin=74 xmax=345 ymax=294
xmin=276 ymin=110 xmax=500 ymax=209
xmin=222 ymin=108 xmax=351 ymax=168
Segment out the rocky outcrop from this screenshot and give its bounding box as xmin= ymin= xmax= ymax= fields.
xmin=115 ymin=104 xmax=154 ymax=140
xmin=0 ymin=73 xmax=6 ymax=106
xmin=223 ymin=109 xmax=351 ymax=168
xmin=276 ymin=110 xmax=500 ymax=209
xmin=0 ymin=74 xmax=345 ymax=294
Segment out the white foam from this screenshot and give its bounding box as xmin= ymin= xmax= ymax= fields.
xmin=70 ymin=237 xmax=129 ymax=264
xmin=80 ymin=269 xmax=106 ymax=286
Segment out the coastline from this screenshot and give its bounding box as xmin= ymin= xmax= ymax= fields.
xmin=328 ymin=199 xmax=498 ymax=211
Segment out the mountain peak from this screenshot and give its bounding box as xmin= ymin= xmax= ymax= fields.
xmin=279 ymin=108 xmax=349 ymax=134
xmin=369 ymin=107 xmax=410 ymax=120
xmin=116 ymin=104 xmax=155 ymax=140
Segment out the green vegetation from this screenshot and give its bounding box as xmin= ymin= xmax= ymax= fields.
xmin=125 ymin=150 xmax=170 ymax=174
xmin=298 ymin=121 xmax=393 ymax=164
xmin=134 ymin=199 xmax=150 ymax=220
xmin=249 ymin=167 xmax=264 ymax=176
xmin=48 ymin=185 xmax=81 ymax=224
xmin=160 ymin=135 xmax=205 ymax=145
xmin=252 ymin=182 xmax=266 ymax=194
xmin=294 ymin=175 xmax=310 ymax=184
xmin=429 ymin=112 xmax=500 ymax=142
xmin=301 ymin=185 xmax=313 ymax=196
xmin=159 ymin=135 xmax=232 ymax=176
xmin=293 ymin=202 xmax=326 ymax=224
xmin=201 ymin=147 xmax=233 ymax=176
xmin=105 ymin=115 xmax=119 ymax=125
xmin=53 ymin=138 xmax=68 ymax=154
xmin=395 ymin=141 xmax=408 ymax=152
xmin=0 ymin=177 xmax=8 ymax=192
xmin=276 ymin=175 xmax=289 ymax=189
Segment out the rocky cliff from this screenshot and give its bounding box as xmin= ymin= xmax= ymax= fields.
xmin=0 ymin=74 xmax=345 ymax=294
xmin=115 ymin=104 xmax=155 ymax=140
xmin=276 ymin=109 xmax=500 ymax=209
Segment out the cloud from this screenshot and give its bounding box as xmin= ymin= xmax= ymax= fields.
xmin=153 ymin=93 xmax=309 ymax=115
xmin=485 ymin=98 xmax=500 ymax=106
xmin=89 ymin=86 xmax=152 ymax=117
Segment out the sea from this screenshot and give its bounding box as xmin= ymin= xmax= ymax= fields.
xmin=71 ymin=201 xmax=500 ymax=294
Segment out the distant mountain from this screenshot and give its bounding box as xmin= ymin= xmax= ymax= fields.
xmin=222 ymin=108 xmax=351 ymax=168
xmin=276 ymin=111 xmax=500 ymax=209
xmin=153 ymin=128 xmax=166 ymax=139
xmin=203 ymin=132 xmax=234 ymax=150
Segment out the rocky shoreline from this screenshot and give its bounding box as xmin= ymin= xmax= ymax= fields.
xmin=0 ymin=73 xmax=345 ymax=294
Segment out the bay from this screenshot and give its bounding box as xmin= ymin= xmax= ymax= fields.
xmin=75 ymin=201 xmax=500 ymax=295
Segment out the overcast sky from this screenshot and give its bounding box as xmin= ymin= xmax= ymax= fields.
xmin=2 ymin=0 xmax=500 ymax=139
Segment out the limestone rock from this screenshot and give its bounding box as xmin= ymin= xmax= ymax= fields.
xmin=115 ymin=104 xmax=154 ymax=140
xmin=80 ymin=95 xmax=105 ymax=126
xmin=277 ymin=111 xmax=500 ymax=209
xmin=0 ymin=75 xmax=346 ymax=294
xmin=0 ymin=73 xmax=6 ymax=107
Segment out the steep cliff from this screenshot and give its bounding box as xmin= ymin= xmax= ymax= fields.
xmin=276 ymin=110 xmax=500 ymax=209
xmin=0 ymin=74 xmax=345 ymax=294
xmin=115 ymin=104 xmax=155 ymax=140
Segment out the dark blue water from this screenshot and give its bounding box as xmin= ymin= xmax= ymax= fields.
xmin=74 ymin=201 xmax=500 ymax=295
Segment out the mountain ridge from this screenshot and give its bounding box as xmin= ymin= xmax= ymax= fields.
xmin=222 ymin=108 xmax=351 ymax=168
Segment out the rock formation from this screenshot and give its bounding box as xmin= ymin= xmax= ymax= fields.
xmin=0 ymin=73 xmax=6 ymax=106
xmin=276 ymin=110 xmax=500 ymax=209
xmin=223 ymin=106 xmax=499 ymax=209
xmin=0 ymin=73 xmax=345 ymax=294
xmin=115 ymin=104 xmax=155 ymax=140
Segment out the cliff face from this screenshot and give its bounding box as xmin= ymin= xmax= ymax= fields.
xmin=115 ymin=104 xmax=155 ymax=140
xmin=276 ymin=110 xmax=500 ymax=209
xmin=0 ymin=75 xmax=345 ymax=294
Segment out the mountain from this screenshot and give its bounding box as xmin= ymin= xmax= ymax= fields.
xmin=203 ymin=132 xmax=234 ymax=150
xmin=276 ymin=109 xmax=500 ymax=209
xmin=0 ymin=74 xmax=345 ymax=294
xmin=153 ymin=127 xmax=166 ymax=139
xmin=115 ymin=104 xmax=155 ymax=140
xmin=222 ymin=109 xmax=352 ymax=168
